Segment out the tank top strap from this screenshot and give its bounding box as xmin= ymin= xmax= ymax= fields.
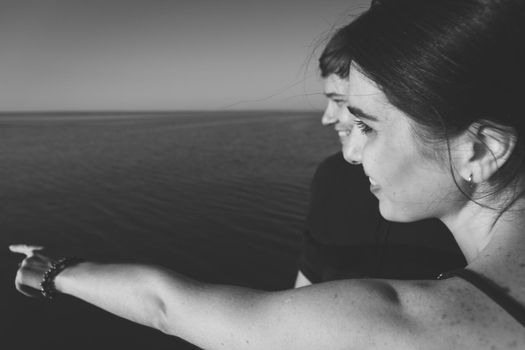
xmin=437 ymin=269 xmax=525 ymax=327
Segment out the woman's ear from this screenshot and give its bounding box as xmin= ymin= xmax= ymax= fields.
xmin=457 ymin=121 xmax=517 ymax=184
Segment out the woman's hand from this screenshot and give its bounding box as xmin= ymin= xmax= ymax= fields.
xmin=9 ymin=244 xmax=54 ymax=298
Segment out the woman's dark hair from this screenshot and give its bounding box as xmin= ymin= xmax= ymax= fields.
xmin=325 ymin=0 xmax=525 ymax=211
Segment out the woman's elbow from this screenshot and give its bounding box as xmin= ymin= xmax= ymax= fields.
xmin=137 ymin=266 xmax=180 ymax=335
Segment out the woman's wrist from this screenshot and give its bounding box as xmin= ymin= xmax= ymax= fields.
xmin=53 ymin=259 xmax=90 ymax=295
xmin=40 ymin=257 xmax=85 ymax=299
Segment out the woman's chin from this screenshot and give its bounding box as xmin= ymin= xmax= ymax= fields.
xmin=378 ymin=201 xmax=420 ymax=223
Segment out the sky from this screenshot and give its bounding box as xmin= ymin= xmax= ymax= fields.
xmin=0 ymin=0 xmax=371 ymax=112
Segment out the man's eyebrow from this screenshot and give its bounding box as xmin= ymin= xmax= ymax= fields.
xmin=347 ymin=105 xmax=379 ymax=122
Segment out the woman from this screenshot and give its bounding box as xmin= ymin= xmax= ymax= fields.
xmin=295 ymin=19 xmax=464 ymax=287
xmin=11 ymin=0 xmax=525 ymax=348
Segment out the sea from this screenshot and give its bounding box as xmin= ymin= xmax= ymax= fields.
xmin=0 ymin=110 xmax=339 ymax=349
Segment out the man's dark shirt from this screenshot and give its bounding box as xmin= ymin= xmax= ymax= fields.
xmin=298 ymin=152 xmax=466 ymax=283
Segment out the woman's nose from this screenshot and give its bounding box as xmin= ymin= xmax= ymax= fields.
xmin=342 ymin=127 xmax=365 ymax=165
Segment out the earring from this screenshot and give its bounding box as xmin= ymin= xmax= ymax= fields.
xmin=468 ymin=174 xmax=474 ymax=187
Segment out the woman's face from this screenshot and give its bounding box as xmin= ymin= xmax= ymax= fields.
xmin=345 ymin=64 xmax=466 ymax=222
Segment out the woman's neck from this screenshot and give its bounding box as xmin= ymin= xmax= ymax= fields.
xmin=441 ymin=196 xmax=525 ymax=264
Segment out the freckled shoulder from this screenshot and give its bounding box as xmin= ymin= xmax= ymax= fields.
xmin=393 ymin=278 xmax=525 ymax=350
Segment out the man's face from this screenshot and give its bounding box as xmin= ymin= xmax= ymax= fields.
xmin=322 ymin=74 xmax=361 ymax=163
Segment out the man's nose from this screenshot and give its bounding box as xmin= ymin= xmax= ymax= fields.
xmin=321 ymin=105 xmax=338 ymax=125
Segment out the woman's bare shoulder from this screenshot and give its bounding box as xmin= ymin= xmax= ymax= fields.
xmin=279 ymin=277 xmax=525 ymax=349
xmin=388 ymin=277 xmax=525 ymax=349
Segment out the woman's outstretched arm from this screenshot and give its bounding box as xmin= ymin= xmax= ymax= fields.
xmin=11 ymin=245 xmax=422 ymax=350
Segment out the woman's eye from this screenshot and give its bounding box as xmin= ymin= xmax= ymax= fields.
xmin=355 ymin=119 xmax=373 ymax=134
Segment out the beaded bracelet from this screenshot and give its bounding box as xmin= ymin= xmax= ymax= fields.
xmin=40 ymin=257 xmax=84 ymax=301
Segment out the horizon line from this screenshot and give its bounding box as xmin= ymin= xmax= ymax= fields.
xmin=0 ymin=108 xmax=321 ymax=115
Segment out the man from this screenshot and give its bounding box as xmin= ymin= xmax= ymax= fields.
xmin=295 ymin=28 xmax=465 ymax=287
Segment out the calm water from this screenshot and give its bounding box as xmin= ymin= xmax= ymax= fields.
xmin=1 ymin=111 xmax=338 ymax=349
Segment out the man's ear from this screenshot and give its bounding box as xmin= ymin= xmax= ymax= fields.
xmin=457 ymin=121 xmax=517 ymax=184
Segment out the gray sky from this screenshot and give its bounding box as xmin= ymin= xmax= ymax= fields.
xmin=0 ymin=0 xmax=370 ymax=111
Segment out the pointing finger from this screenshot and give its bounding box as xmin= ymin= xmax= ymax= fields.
xmin=9 ymin=244 xmax=44 ymax=257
